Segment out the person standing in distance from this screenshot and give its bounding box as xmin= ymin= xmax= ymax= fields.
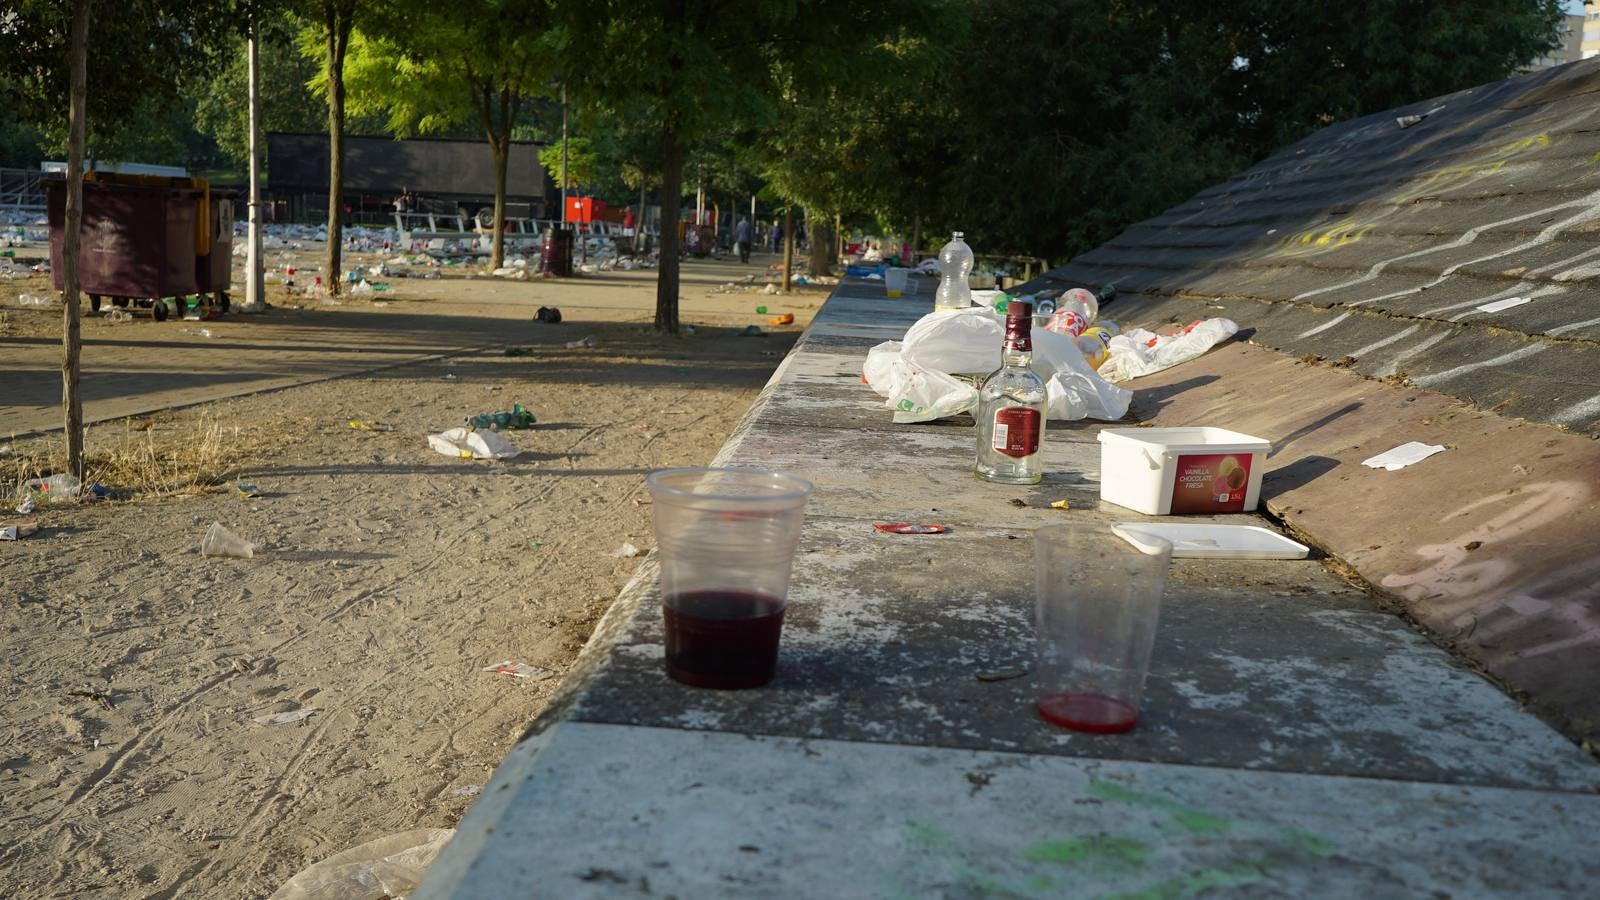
xmin=735 ymin=216 xmax=753 ymax=264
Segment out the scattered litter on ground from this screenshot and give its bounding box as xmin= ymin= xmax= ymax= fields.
xmin=1 ymin=520 xmax=39 ymax=541
xmin=482 ymin=661 xmax=552 ymax=680
xmin=1049 ymin=499 xmax=1071 ymax=510
xmin=611 ymin=542 xmax=641 ymax=558
xmin=268 ymin=828 xmax=453 ymax=900
xmin=874 ymin=523 xmax=950 ymax=534
xmin=427 ymin=427 xmax=518 ymax=460
xmin=449 ymin=785 xmax=482 ymax=797
xmin=21 ymin=473 xmax=80 ymax=505
xmin=15 ymin=495 xmax=36 ymax=514
xmin=83 ymin=483 xmax=112 ymax=502
xmin=683 ymin=325 xmax=697 ymax=335
xmin=756 ymin=306 xmax=768 ymax=314
xmin=17 ymin=293 xmax=52 ymax=308
xmin=441 ymin=373 xmax=457 ymax=381
xmin=349 ymin=421 xmax=394 ymax=432
xmin=768 ymin=313 xmax=795 ymax=326
xmin=1362 ymin=441 xmax=1447 ymax=471
xmin=535 ymin=306 xmax=562 ymax=324
xmin=564 ymin=336 xmax=597 ymax=349
xmin=201 ymin=522 xmax=255 ymax=558
xmin=235 ymin=482 xmax=261 ymax=498
xmin=975 ymin=668 xmax=1028 ymax=682
xmin=1097 ymin=318 xmax=1239 ymax=383
xmin=466 ymin=404 xmax=536 ymax=430
xmin=253 ymin=708 xmax=317 ymax=726
xmin=103 ymin=309 xmax=133 ymax=323
xmin=739 ymin=325 xmax=765 ymax=337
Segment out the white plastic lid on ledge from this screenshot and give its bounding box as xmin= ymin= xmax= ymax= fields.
xmin=1112 ymin=522 xmax=1310 ymax=559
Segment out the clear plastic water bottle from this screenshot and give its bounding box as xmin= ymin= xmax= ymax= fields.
xmin=934 ymin=232 xmax=974 ymax=310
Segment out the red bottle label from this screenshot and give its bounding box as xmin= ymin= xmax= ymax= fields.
xmin=1168 ymin=453 xmax=1253 ymax=513
xmin=992 ymin=408 xmax=1041 ymax=458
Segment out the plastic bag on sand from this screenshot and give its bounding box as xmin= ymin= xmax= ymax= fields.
xmin=428 ymin=427 xmax=518 ymax=460
xmin=1097 ymin=318 xmax=1238 ymax=383
xmin=866 ymin=308 xmax=1131 ymax=422
xmin=269 ymin=828 xmax=453 ymax=900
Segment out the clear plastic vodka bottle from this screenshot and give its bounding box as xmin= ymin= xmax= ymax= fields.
xmin=934 ymin=231 xmax=974 ymax=310
xmin=976 ymin=301 xmax=1046 ymax=484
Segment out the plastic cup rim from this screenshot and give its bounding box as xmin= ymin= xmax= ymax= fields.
xmin=646 ymin=467 xmax=814 ymax=503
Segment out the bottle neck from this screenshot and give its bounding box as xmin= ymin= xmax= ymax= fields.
xmin=1003 ymin=315 xmax=1032 ymax=364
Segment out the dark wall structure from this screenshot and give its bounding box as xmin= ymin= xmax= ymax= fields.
xmin=265 ymin=133 xmax=550 ymax=223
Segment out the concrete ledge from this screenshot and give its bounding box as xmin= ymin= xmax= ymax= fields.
xmin=418 ymin=279 xmax=1600 ymax=897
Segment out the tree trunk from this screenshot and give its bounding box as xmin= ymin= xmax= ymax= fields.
xmin=782 ymin=204 xmax=794 ymax=293
xmin=62 ymin=0 xmax=90 ymax=482
xmin=808 ymin=215 xmax=834 ymax=277
xmin=324 ymin=5 xmax=350 ymax=296
xmin=486 ymin=87 xmax=512 ymax=271
xmin=490 ymin=136 xmax=507 ymax=270
xmin=636 ymin=182 xmax=646 ymax=255
xmin=655 ymin=128 xmax=684 ymax=333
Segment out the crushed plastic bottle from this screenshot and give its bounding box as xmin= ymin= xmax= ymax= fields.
xmin=18 ymin=293 xmax=52 ymax=308
xmin=23 ymin=473 xmax=82 ymax=504
xmin=934 ymin=232 xmax=974 ymax=311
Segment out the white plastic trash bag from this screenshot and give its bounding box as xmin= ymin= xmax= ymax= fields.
xmin=269 ymin=828 xmax=453 ymax=900
xmin=428 ymin=427 xmax=518 ymax=460
xmin=1098 ymin=318 xmax=1239 ymax=383
xmin=861 ymin=309 xmax=1131 ymax=423
xmin=900 ymin=307 xmax=1003 ymax=374
xmin=887 ymin=359 xmax=979 ymax=423
xmin=862 ymin=341 xmax=903 ymax=398
xmin=1031 ymin=328 xmax=1133 ymax=421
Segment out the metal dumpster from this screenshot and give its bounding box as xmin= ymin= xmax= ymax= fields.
xmin=46 ymin=172 xmax=234 ymax=321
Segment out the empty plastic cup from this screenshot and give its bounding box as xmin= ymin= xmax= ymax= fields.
xmin=647 ymin=468 xmax=813 ymax=689
xmin=200 ymin=522 xmax=254 ymax=559
xmin=1034 ymin=524 xmax=1170 ymax=733
xmin=884 ymin=267 xmax=910 ymax=298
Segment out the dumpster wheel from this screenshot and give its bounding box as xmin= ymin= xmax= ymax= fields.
xmin=88 ymin=293 xmax=101 ymax=313
xmin=218 ymin=291 xmax=231 ymax=313
xmin=152 ymin=299 xmax=169 ymax=322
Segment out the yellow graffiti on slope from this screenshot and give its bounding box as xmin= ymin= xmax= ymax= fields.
xmin=1271 ymin=132 xmax=1551 ymax=259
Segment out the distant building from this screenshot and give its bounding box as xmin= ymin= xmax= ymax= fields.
xmin=1531 ymin=13 xmax=1585 ymax=68
xmin=265 ymin=133 xmax=551 ymax=224
xmin=1578 ymin=10 xmax=1600 ymax=61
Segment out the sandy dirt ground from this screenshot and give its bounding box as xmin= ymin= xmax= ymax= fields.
xmin=0 ymin=246 xmax=823 ymax=898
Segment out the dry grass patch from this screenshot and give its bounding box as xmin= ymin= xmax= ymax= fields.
xmin=4 ymin=414 xmax=264 ymax=501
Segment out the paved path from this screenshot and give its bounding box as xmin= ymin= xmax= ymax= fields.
xmin=0 ymin=256 xmax=802 ymax=438
xmin=416 ymin=278 xmax=1600 ymax=898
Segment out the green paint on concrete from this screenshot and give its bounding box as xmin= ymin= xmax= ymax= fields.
xmin=1024 ymin=836 xmax=1148 ymax=867
xmin=1088 ymin=780 xmax=1233 ymax=834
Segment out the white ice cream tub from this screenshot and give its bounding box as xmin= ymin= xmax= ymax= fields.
xmin=1097 ymin=427 xmax=1271 ymax=515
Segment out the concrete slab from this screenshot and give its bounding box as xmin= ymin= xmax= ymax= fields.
xmin=569 ymin=522 xmax=1596 ymax=790
xmin=423 ymin=724 xmax=1600 ymax=899
xmin=416 ymin=284 xmax=1600 ymax=899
